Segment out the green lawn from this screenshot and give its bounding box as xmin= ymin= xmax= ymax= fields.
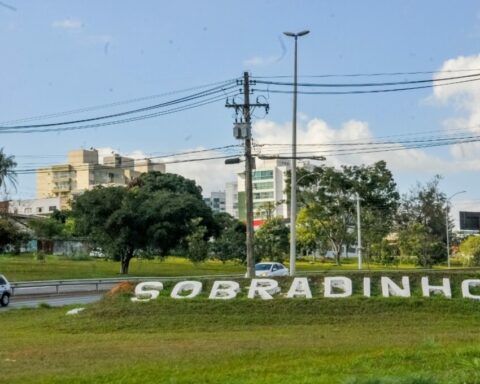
xmin=2 ymin=289 xmax=480 ymax=383
xmin=0 ymin=253 xmax=456 ymax=282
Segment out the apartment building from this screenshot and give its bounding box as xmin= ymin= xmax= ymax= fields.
xmin=36 ymin=149 xmax=165 ymax=208
xmin=225 ymin=181 xmax=239 ymax=219
xmin=8 ymin=197 xmax=61 ymax=216
xmin=204 ymin=191 xmax=226 ymax=213
xmin=237 ymin=158 xmax=291 ymax=228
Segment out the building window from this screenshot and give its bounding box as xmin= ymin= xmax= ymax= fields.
xmin=36 ymin=207 xmax=43 ymax=213
xmin=252 ymin=170 xmax=273 ymax=180
xmin=48 ymin=206 xmax=57 ymax=212
xmin=253 ymin=192 xmax=274 ymax=200
xmin=253 ymin=181 xmax=274 ymax=190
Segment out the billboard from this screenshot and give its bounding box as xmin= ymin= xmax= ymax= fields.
xmin=459 ymin=211 xmax=480 ymax=231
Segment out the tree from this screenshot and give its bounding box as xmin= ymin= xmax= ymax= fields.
xmin=210 ymin=212 xmax=246 ymax=263
xmin=296 ymin=207 xmax=328 ymax=259
xmin=254 ymin=217 xmax=289 ymax=262
xmin=459 ymin=235 xmax=480 ymax=266
xmin=72 ymin=172 xmax=215 ymax=274
xmin=0 ymin=149 xmax=17 ymax=193
xmin=185 ymin=218 xmax=209 ymax=263
xmin=397 ymin=176 xmax=448 ymax=265
xmin=292 ymin=161 xmax=399 ymax=265
xmin=0 ymin=218 xmax=28 ymax=253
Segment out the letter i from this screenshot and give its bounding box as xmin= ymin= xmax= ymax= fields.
xmin=363 ymin=277 xmax=371 ymax=297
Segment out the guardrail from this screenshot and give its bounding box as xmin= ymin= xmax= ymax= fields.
xmin=9 ymin=269 xmax=480 ymax=296
xmin=10 ymin=274 xmax=245 ymax=296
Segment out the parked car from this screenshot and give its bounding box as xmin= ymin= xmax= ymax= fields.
xmin=0 ymin=274 xmax=12 ymax=307
xmin=254 ymin=262 xmax=289 ymax=277
xmin=89 ymin=248 xmax=105 ymax=258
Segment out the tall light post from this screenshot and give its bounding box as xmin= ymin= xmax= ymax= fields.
xmin=446 ymin=190 xmax=466 ymax=268
xmin=284 ymin=29 xmax=310 ymax=276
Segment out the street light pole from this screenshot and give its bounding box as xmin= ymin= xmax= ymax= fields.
xmin=284 ymin=30 xmax=310 ymax=277
xmin=446 ymin=190 xmax=466 ymax=269
xmin=356 ymin=192 xmax=362 ymax=270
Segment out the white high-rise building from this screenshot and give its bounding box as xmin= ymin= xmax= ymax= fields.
xmin=237 ymin=158 xmax=292 ymax=228
xmin=225 ymin=181 xmax=239 ymax=218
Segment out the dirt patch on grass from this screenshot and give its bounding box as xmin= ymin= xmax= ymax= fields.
xmin=107 ymin=282 xmax=135 ymax=297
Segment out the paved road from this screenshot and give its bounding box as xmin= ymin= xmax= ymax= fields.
xmin=0 ymin=293 xmax=103 ymax=312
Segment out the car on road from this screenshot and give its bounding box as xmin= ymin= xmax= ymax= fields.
xmin=0 ymin=274 xmax=12 ymax=307
xmin=254 ymin=262 xmax=289 ymax=277
xmin=89 ymin=248 xmax=105 ymax=258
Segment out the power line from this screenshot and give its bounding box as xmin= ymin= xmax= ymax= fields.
xmin=0 ymin=79 xmax=238 ymax=125
xmin=254 ymin=72 xmax=480 ymax=88
xmin=256 ymin=131 xmax=480 ymax=148
xmin=253 ymin=77 xmax=480 ymax=95
xmin=0 ymin=83 xmax=238 ymax=130
xmin=0 ymin=90 xmax=240 ymax=135
xmin=252 ymin=67 xmax=480 ymax=79
xmin=256 ymin=136 xmax=480 ymax=158
xmin=14 ymin=144 xmax=243 ymax=175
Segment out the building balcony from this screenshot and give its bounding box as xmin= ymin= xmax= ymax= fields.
xmin=52 ymin=185 xmax=71 ymax=193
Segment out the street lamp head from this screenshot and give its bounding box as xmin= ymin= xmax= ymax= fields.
xmin=283 ymin=30 xmax=310 ymax=38
xmin=448 ymin=190 xmax=467 ymax=200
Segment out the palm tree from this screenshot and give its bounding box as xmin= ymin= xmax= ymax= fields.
xmin=0 ymin=148 xmax=17 ymax=193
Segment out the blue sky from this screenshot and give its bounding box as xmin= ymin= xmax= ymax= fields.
xmin=1 ymin=0 xmax=480 ymax=225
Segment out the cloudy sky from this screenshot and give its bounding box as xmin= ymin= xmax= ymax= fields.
xmin=2 ymin=1 xmax=480 ymax=225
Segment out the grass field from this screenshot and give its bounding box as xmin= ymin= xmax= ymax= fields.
xmin=0 ymin=253 xmax=456 ymax=282
xmin=2 ymin=274 xmax=480 ymax=383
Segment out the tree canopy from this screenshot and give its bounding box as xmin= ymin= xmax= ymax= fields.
xmin=396 ymin=176 xmax=448 ymax=266
xmin=292 ymin=161 xmax=399 ymax=264
xmin=0 ymin=148 xmax=17 ymax=193
xmin=72 ymin=172 xmax=215 ymax=273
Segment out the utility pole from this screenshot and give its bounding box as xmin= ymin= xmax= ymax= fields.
xmin=356 ymin=192 xmax=362 ymax=270
xmin=225 ymin=72 xmax=269 ymax=278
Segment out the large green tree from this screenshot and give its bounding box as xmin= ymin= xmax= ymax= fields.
xmin=396 ymin=175 xmax=448 ymax=266
xmin=72 ymin=172 xmax=215 ymax=274
xmin=0 ymin=149 xmax=17 ymax=193
xmin=210 ymin=212 xmax=246 ymax=263
xmin=292 ymin=161 xmax=399 ymax=265
xmin=254 ymin=217 xmax=289 ymax=262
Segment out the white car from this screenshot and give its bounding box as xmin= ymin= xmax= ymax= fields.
xmin=0 ymin=274 xmax=12 ymax=307
xmin=254 ymin=262 xmax=289 ymax=277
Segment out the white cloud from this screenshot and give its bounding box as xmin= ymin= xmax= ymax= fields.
xmin=243 ymin=55 xmax=279 ymax=68
xmin=252 ymin=118 xmax=453 ymax=174
xmin=432 ymin=54 xmax=480 ymax=161
xmin=52 ymin=18 xmax=83 ymax=30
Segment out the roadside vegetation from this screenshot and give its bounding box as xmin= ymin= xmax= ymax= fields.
xmin=2 ymin=287 xmax=480 ymax=383
xmin=1 ymin=253 xmax=472 ymax=282
xmin=1 ymin=160 xmax=479 ymax=281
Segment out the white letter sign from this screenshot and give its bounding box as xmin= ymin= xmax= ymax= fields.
xmin=324 ymin=277 xmax=352 ymax=298
xmin=286 ymin=278 xmax=312 ymax=299
xmin=171 ymin=281 xmax=202 ymax=299
xmin=421 ymin=277 xmax=451 ymax=298
xmin=381 ymin=276 xmax=410 ymax=297
xmin=131 ymin=282 xmax=164 ymax=302
xmin=248 ymin=279 xmax=280 ymax=300
xmin=209 ymin=281 xmax=240 ymax=300
xmin=462 ymin=279 xmax=480 ymax=300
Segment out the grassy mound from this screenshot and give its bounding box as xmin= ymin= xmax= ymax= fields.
xmin=2 ymin=286 xmax=480 ymax=383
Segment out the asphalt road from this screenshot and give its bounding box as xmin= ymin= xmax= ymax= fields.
xmin=0 ymin=293 xmax=103 ymax=312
